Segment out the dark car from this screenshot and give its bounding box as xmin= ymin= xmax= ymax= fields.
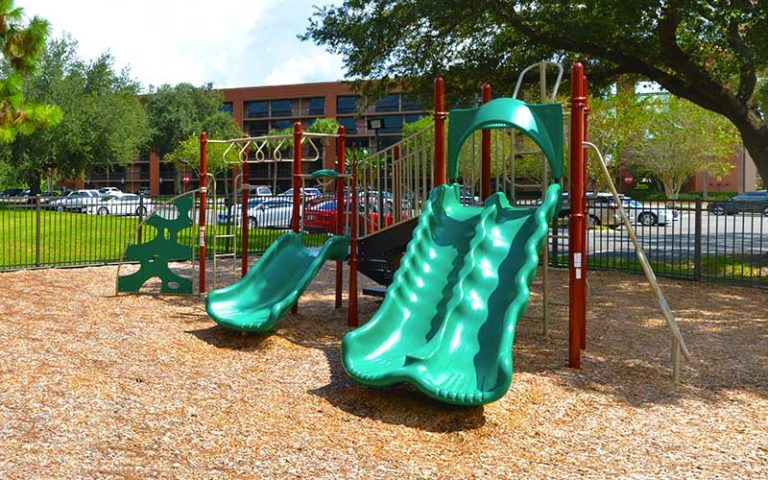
xmin=0 ymin=188 xmax=25 ymax=197
xmin=708 ymin=190 xmax=768 ymax=216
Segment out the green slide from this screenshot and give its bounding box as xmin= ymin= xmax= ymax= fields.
xmin=206 ymin=232 xmax=349 ymax=332
xmin=341 ymin=183 xmax=561 ymax=406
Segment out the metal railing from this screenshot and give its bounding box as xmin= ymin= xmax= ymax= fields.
xmin=547 ymin=199 xmax=768 ymax=288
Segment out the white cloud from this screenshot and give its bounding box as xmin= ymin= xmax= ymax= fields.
xmin=19 ymin=0 xmax=346 ymax=89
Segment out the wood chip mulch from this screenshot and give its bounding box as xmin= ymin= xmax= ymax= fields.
xmin=0 ymin=262 xmax=765 ymax=479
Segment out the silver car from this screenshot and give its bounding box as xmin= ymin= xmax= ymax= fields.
xmin=48 ymin=189 xmax=101 ymax=212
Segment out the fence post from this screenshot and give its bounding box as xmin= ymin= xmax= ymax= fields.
xmin=35 ymin=196 xmax=41 ymax=267
xmin=138 ymin=195 xmax=144 ymax=244
xmin=694 ymin=199 xmax=702 ymax=281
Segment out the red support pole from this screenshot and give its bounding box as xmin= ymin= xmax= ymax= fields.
xmin=434 ymin=77 xmax=446 ymax=186
xmin=292 ymin=122 xmax=302 ymax=314
xmin=240 ymin=144 xmax=250 ymax=278
xmin=581 ymin=75 xmax=590 ymax=351
xmin=481 ymin=83 xmax=492 ymax=199
xmin=292 ymin=123 xmax=303 ymax=233
xmin=569 ymin=63 xmax=587 ymax=369
xmin=199 ymin=132 xmax=208 ymax=294
xmin=348 ymin=151 xmax=359 ymax=327
xmin=335 ymin=126 xmax=346 ymax=309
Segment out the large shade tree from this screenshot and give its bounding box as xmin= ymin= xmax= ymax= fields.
xmin=1 ymin=36 xmax=149 ymax=194
xmin=0 ymin=0 xmax=60 ymax=143
xmin=304 ymin=0 xmax=768 ymax=184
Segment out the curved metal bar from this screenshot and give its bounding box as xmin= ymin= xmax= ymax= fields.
xmin=513 ymin=61 xmax=564 ymax=102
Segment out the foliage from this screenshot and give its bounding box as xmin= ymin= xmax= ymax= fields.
xmin=0 ymin=36 xmax=148 ymax=194
xmin=304 ymin=0 xmax=768 ymax=186
xmin=0 ymin=0 xmax=61 ymax=143
xmin=144 ymin=83 xmax=242 ymax=158
xmin=631 ymin=96 xmax=739 ymax=199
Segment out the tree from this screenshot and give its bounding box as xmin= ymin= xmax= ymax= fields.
xmin=304 ymin=1 xmax=768 ymax=185
xmin=632 ymin=95 xmax=739 ymax=199
xmin=0 ymin=36 xmax=149 ymax=194
xmin=0 ymin=0 xmax=60 ymax=143
xmin=144 ymin=83 xmax=242 ymax=159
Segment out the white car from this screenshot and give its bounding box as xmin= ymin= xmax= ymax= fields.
xmin=98 ymin=186 xmax=123 ymax=197
xmin=278 ymin=187 xmax=321 ymax=199
xmin=614 ymin=197 xmax=678 ymax=226
xmin=87 ymin=194 xmax=153 ymax=216
xmin=218 ymin=198 xmax=295 ymax=228
xmin=48 ymin=189 xmax=102 ymax=212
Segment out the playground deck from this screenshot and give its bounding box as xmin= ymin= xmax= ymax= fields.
xmin=0 ymin=263 xmax=765 ymax=478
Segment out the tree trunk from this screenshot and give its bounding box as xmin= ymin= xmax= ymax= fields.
xmin=27 ymin=171 xmax=42 ymax=196
xmin=738 ymin=122 xmax=768 ymax=188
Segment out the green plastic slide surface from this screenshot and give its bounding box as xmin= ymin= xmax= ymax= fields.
xmin=206 ymin=232 xmax=349 ymax=332
xmin=342 ymin=183 xmax=561 ymax=406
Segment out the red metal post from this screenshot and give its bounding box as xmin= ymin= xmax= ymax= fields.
xmin=199 ymin=132 xmax=208 ymax=294
xmin=292 ymin=123 xmax=303 ymax=233
xmin=240 ymin=143 xmax=250 ymax=277
xmin=581 ymin=75 xmax=590 ymax=351
xmin=569 ymin=63 xmax=587 ymax=369
xmin=348 ymin=150 xmax=359 ymax=327
xmin=481 ymin=83 xmax=492 ymax=199
xmin=434 ymin=77 xmax=447 ymax=186
xmin=292 ymin=123 xmax=303 ymax=314
xmin=335 ymin=126 xmax=346 ymax=309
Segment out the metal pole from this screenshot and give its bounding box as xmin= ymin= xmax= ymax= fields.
xmin=35 ymin=196 xmax=41 ymax=267
xmin=292 ymin=122 xmax=302 ymax=314
xmin=434 ymin=77 xmax=446 ymax=186
xmin=481 ymin=83 xmax=492 ymax=199
xmin=292 ymin=123 xmax=303 ymax=233
xmin=241 ymin=143 xmax=250 ymax=277
xmin=348 ymin=150 xmax=359 ymax=327
xmin=568 ymin=63 xmax=587 ymax=369
xmin=581 ymin=74 xmax=590 ymax=351
xmin=199 ymin=132 xmax=208 ymax=294
xmin=335 ymin=126 xmax=346 ymax=309
xmin=694 ymin=199 xmax=702 ymax=281
xmin=540 ymin=62 xmax=550 ymax=337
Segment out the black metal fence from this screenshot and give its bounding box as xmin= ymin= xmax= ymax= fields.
xmin=0 ymin=194 xmax=331 ymax=271
xmin=549 ymin=199 xmax=767 ymax=288
xmin=1 ymin=194 xmax=766 ymax=288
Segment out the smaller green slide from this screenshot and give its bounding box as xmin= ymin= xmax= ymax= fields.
xmin=206 ymin=232 xmax=349 ymax=332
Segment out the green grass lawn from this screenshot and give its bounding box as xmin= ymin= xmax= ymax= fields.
xmin=0 ymin=208 xmax=332 ymax=270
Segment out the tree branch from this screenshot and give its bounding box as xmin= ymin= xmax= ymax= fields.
xmin=726 ymin=14 xmax=756 ymax=102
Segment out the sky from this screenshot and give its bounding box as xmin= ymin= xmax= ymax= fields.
xmin=19 ymin=0 xmax=347 ymax=90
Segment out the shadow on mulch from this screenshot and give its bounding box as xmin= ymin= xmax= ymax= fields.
xmin=186 ymin=325 xmax=273 ymax=352
xmin=309 ymin=346 xmax=487 ymax=433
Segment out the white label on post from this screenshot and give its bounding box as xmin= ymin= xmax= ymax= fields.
xmin=574 ymin=252 xmax=582 ymax=268
xmin=199 ymin=226 xmax=206 ymax=247
xmin=576 ymin=268 xmax=582 ymax=279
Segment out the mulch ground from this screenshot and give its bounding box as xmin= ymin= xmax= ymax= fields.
xmin=0 ymin=262 xmax=765 ymax=479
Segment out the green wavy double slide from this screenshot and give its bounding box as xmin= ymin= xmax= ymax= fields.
xmin=206 ymin=232 xmax=349 ymax=332
xmin=342 ymin=183 xmax=561 ymax=406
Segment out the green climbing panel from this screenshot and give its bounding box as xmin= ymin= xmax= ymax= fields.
xmin=117 ymin=194 xmax=195 ymax=294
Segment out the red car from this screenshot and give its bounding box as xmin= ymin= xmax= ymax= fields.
xmin=304 ymin=197 xmax=396 ymax=234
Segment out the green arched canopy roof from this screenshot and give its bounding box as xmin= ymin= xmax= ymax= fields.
xmin=447 ymin=98 xmax=564 ymax=181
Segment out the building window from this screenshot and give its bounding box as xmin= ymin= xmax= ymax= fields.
xmin=337 ymin=116 xmax=357 ymax=134
xmin=380 ymin=135 xmax=402 ymax=149
xmin=220 ymin=102 xmax=233 ymax=114
xmin=401 ymin=96 xmax=425 ymax=111
xmin=246 ymin=120 xmax=269 ymax=136
xmin=245 ymin=100 xmax=269 ymax=118
xmin=404 ymin=113 xmax=426 ymax=125
xmin=381 ymin=115 xmax=404 ymax=133
xmin=271 ymin=99 xmax=292 ymax=117
xmin=336 ymin=95 xmax=360 ymax=114
xmin=308 ymin=97 xmax=325 ymax=115
xmin=271 ymin=119 xmax=293 ymax=130
xmin=375 ymin=94 xmax=400 ymax=113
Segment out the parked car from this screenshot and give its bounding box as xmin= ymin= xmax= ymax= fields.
xmin=48 ymin=189 xmax=101 ymax=212
xmin=217 ymin=198 xmax=294 ymax=228
xmin=135 ymin=187 xmax=151 ymax=196
xmin=708 ymin=190 xmax=768 ymax=216
xmin=557 ymin=192 xmax=626 ymax=228
xmin=0 ymin=188 xmax=25 ymax=197
xmin=278 ymin=187 xmax=321 ymax=200
xmin=86 ymin=194 xmax=152 ymax=216
xmin=611 ymin=197 xmax=677 ymax=226
xmin=304 ymin=197 xmax=395 ymax=233
xmin=98 ymin=186 xmax=123 ymax=196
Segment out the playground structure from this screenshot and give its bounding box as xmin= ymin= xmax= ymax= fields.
xmin=116 ymin=61 xmax=690 ymax=405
